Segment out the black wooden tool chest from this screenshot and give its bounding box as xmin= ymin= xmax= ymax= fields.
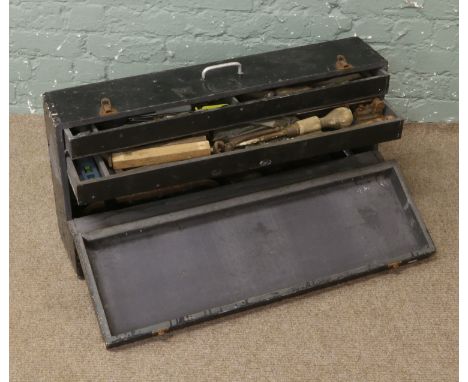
xmin=44 ymin=37 xmax=435 ymax=348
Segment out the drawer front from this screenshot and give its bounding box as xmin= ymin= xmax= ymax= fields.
xmin=65 ymin=72 xmax=389 ymax=159
xmin=68 ymin=101 xmax=402 ymax=205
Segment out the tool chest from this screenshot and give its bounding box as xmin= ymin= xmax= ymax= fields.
xmin=44 ymin=37 xmax=435 ymax=348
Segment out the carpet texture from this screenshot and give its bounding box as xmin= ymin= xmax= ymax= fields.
xmin=10 ymin=115 xmax=458 ymax=381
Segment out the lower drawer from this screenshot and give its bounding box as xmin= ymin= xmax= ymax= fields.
xmin=67 ymin=100 xmax=403 ymax=205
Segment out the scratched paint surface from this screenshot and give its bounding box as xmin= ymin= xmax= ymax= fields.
xmin=10 ymin=0 xmax=458 ymax=122
xmin=85 ymin=168 xmax=430 ymax=337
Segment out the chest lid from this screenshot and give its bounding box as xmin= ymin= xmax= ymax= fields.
xmin=44 ymin=37 xmax=387 ymax=128
xmin=72 ymin=154 xmax=434 ymax=347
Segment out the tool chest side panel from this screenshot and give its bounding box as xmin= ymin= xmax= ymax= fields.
xmin=44 ymin=37 xmax=387 ymax=128
xmin=44 ymin=102 xmax=83 ymax=276
xmin=65 ymin=72 xmax=390 ymax=159
xmin=76 ymin=161 xmax=435 ymax=347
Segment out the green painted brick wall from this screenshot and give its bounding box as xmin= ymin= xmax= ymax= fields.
xmin=9 ymin=0 xmax=458 ymax=121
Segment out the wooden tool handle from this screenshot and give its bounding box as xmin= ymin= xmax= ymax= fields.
xmin=226 ymin=106 xmax=355 ymax=148
xmin=286 ymin=107 xmax=353 ymax=136
xmin=289 ymin=116 xmax=321 ymax=135
xmin=319 ymin=107 xmax=353 ymax=129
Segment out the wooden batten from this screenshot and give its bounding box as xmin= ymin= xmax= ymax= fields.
xmin=111 ymin=137 xmax=211 ymax=170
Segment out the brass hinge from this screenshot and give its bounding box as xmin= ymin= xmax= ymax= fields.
xmin=153 ymin=328 xmax=169 ymax=336
xmin=335 ymin=55 xmax=353 ymax=70
xmin=388 ymin=261 xmax=401 ymax=270
xmin=99 ymin=97 xmax=117 ymax=116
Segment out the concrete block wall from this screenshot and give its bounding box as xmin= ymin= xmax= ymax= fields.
xmin=10 ymin=0 xmax=458 ymax=121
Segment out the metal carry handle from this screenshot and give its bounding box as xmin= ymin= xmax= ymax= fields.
xmin=201 ymin=62 xmax=243 ymax=80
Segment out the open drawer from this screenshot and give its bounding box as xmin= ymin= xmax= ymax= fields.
xmin=72 ymin=155 xmax=435 ymax=347
xmin=63 ymin=69 xmax=389 ymax=159
xmin=67 ymin=100 xmax=403 ymax=206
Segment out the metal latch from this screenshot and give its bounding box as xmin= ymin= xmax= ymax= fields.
xmin=354 ymin=98 xmax=385 ymax=122
xmin=335 ymin=55 xmax=353 ymax=70
xmin=99 ymin=97 xmax=117 ymax=116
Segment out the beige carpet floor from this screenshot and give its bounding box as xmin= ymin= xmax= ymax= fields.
xmin=10 ymin=115 xmax=458 ymax=381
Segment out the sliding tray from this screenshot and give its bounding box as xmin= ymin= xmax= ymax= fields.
xmin=63 ymin=69 xmax=389 ymax=159
xmin=73 ymin=157 xmax=435 ymax=347
xmin=67 ymin=100 xmax=403 ymax=205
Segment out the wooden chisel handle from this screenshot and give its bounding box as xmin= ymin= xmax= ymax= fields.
xmin=287 ymin=107 xmax=354 ymax=135
xmin=236 ymin=107 xmax=354 ymax=147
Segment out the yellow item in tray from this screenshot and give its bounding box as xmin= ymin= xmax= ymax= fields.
xmin=194 ymin=104 xmax=228 ymax=111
